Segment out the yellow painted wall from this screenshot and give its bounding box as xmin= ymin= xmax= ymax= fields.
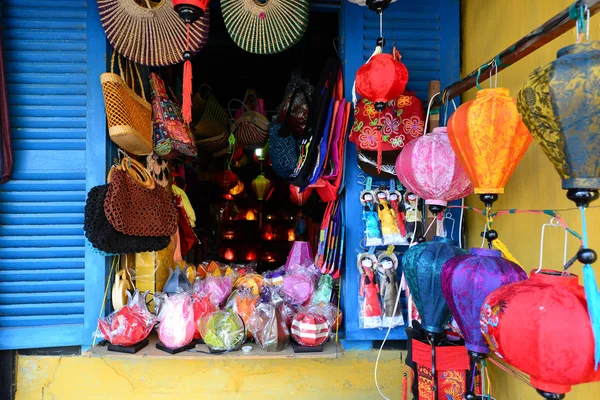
xmin=462 ymin=0 xmax=600 ymax=399
xmin=15 ymin=351 xmax=404 ymax=400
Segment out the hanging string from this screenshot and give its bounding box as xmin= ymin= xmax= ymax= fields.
xmin=487 ymin=355 xmax=534 ymax=389
xmin=580 ymin=206 xmax=600 ymax=369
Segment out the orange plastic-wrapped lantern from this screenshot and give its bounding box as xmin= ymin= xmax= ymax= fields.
xmin=356 ymin=53 xmax=408 ymax=111
xmin=252 ymin=174 xmax=271 ymax=201
xmin=448 ymin=88 xmax=532 ymax=206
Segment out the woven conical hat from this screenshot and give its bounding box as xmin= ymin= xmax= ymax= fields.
xmin=220 ymin=0 xmax=309 ymax=55
xmin=97 ymin=0 xmax=210 ymax=66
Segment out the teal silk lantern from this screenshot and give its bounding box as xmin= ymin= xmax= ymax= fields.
xmin=403 ymin=236 xmax=468 ymax=334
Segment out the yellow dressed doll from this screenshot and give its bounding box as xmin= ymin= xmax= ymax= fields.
xmin=376 ymin=190 xmax=404 ymax=245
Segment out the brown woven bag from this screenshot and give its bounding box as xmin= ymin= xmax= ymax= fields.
xmin=104 ymin=165 xmax=178 ymax=237
xmin=101 ymin=51 xmax=153 ymax=155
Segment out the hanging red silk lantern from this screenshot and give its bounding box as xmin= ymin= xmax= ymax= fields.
xmin=447 ymin=88 xmax=532 ymax=207
xmin=355 ymin=53 xmax=408 ymax=111
xmin=481 ymin=270 xmax=600 ymax=399
xmin=173 ymin=0 xmax=210 ymax=22
xmin=289 ymin=185 xmax=313 ymax=207
xmin=218 ymin=170 xmax=238 ymax=192
xmin=252 ymin=174 xmax=271 ymax=201
xmin=396 ymin=127 xmax=473 ymax=214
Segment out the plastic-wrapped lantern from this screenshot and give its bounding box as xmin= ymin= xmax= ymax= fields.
xmin=481 ymin=270 xmax=600 ymax=399
xmin=199 ymin=310 xmax=246 ymax=352
xmin=291 ymin=312 xmax=331 ymax=347
xmin=447 ymin=88 xmax=532 ymax=207
xmin=252 ymin=174 xmax=271 ymax=201
xmin=517 ymin=41 xmax=600 ymax=207
xmin=441 ymin=248 xmax=527 ymax=357
xmin=355 ymin=53 xmax=408 ymax=111
xmin=396 ymin=127 xmax=473 ymax=214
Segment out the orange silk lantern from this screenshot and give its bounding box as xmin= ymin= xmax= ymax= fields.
xmin=289 ymin=185 xmax=313 ymax=207
xmin=252 ymin=174 xmax=271 ymax=201
xmin=448 ymin=88 xmax=532 ymax=206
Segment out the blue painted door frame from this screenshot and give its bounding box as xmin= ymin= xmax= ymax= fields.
xmin=340 ymin=0 xmax=461 ymax=341
xmin=0 ymin=0 xmax=107 ymax=350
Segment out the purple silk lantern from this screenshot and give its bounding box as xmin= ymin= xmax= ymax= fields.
xmin=441 ymin=248 xmax=527 ymax=356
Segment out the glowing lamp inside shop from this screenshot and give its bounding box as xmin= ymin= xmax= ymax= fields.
xmin=224 ymin=248 xmax=235 ymax=261
xmin=288 ymin=229 xmax=296 ymax=242
xmin=245 ymin=210 xmax=257 ymax=221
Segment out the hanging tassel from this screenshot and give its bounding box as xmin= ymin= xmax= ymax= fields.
xmin=402 ymin=372 xmax=408 ymax=400
xmin=377 ymin=123 xmax=383 ymax=173
xmin=182 ymin=23 xmax=193 ymax=125
xmin=580 ymin=206 xmax=600 ymax=369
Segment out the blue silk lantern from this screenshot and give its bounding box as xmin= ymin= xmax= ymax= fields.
xmin=403 ymin=236 xmax=468 ymax=334
xmin=441 ymin=248 xmax=527 ymax=355
xmin=403 ymin=236 xmax=467 ymax=397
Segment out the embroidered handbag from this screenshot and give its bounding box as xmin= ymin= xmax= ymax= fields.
xmin=350 ymin=92 xmax=425 ymax=177
xmin=269 ymin=88 xmax=310 ymax=179
xmin=149 ymin=73 xmax=198 ymax=159
xmin=231 ymin=90 xmax=270 ymax=150
xmin=100 ymin=51 xmax=153 ymax=156
xmin=104 ymin=158 xmax=178 ymax=237
xmin=275 ymin=71 xmax=314 ymax=136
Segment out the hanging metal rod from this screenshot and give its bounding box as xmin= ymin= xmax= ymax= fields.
xmin=433 ymin=0 xmax=600 ymax=107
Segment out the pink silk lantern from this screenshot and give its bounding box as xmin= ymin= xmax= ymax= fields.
xmin=396 ymin=127 xmax=473 ymax=210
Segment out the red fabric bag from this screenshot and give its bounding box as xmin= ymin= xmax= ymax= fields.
xmin=350 ymin=93 xmax=424 ymax=177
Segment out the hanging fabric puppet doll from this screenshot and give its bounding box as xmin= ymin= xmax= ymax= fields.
xmin=377 ymin=251 xmax=404 ymax=328
xmin=358 ymin=252 xmax=383 ymax=329
xmin=388 ymin=189 xmax=408 ymax=240
xmin=404 ymin=191 xmax=423 ymax=243
xmin=361 ymin=190 xmax=383 ymax=246
xmin=376 ymin=189 xmax=404 ymax=245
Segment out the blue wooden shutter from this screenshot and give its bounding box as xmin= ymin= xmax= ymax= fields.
xmin=0 ymin=0 xmax=107 ymax=349
xmin=341 ymin=0 xmax=460 ymax=341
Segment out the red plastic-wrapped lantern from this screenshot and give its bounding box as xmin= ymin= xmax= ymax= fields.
xmin=291 ymin=312 xmax=331 ymax=347
xmin=356 ymin=53 xmax=408 ymax=111
xmin=396 ymin=127 xmax=473 ymax=213
xmin=481 ymin=270 xmax=600 ymax=398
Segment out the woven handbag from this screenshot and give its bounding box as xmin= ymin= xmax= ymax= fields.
xmin=220 ymin=0 xmax=310 ymax=55
xmin=84 ymin=184 xmax=170 ymax=254
xmin=104 ymin=158 xmax=178 ymax=237
xmin=149 ymin=72 xmax=198 ymax=159
xmin=194 ymin=92 xmax=229 ymax=138
xmin=230 ymin=92 xmax=270 ymax=150
xmin=101 ymin=51 xmax=153 ymax=155
xmin=97 ymin=0 xmax=210 ymax=66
